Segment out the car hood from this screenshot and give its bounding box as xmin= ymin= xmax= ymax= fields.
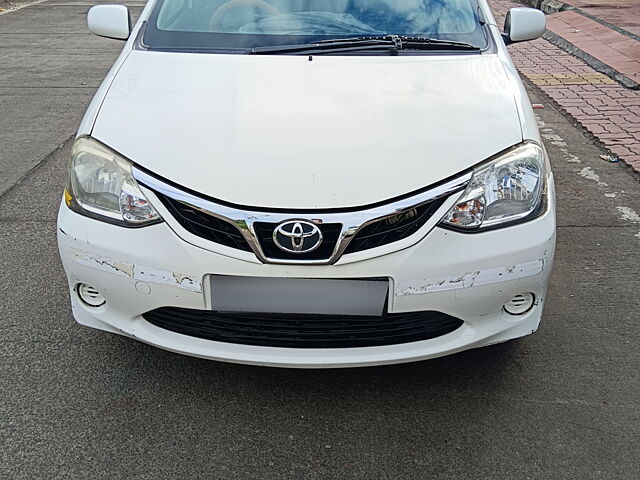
xmin=92 ymin=51 xmax=522 ymax=209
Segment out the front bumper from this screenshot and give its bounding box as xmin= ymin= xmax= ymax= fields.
xmin=57 ymin=190 xmax=556 ymax=368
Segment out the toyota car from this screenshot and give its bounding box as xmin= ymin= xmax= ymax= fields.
xmin=57 ymin=0 xmax=556 ymax=367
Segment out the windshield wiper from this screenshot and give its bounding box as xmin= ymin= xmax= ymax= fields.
xmin=250 ymin=35 xmax=480 ymax=55
xmin=320 ymin=35 xmax=481 ymax=51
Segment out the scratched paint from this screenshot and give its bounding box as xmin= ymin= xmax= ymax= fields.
xmin=64 ymin=247 xmax=202 ymax=293
xmin=396 ymin=259 xmax=545 ymax=297
xmin=67 ymin=247 xmax=134 ymax=278
xmin=134 ymin=265 xmax=201 ymax=292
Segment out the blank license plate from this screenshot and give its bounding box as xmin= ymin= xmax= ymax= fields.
xmin=210 ymin=276 xmax=389 ymax=316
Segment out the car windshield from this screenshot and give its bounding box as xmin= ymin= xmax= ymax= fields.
xmin=143 ymin=0 xmax=487 ymax=52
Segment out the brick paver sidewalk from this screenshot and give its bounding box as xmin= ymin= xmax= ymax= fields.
xmin=565 ymin=0 xmax=640 ymax=38
xmin=546 ymin=10 xmax=640 ymax=85
xmin=490 ymin=0 xmax=640 ymax=172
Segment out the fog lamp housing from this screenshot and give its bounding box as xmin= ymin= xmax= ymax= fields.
xmin=77 ymin=283 xmax=106 ymax=307
xmin=504 ymin=293 xmax=535 ymax=315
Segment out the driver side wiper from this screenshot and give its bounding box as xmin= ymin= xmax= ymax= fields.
xmin=250 ymin=35 xmax=481 ymax=55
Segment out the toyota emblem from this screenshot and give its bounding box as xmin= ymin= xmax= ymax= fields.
xmin=273 ymin=221 xmax=323 ymax=253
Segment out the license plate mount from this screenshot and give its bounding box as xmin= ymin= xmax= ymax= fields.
xmin=209 ymin=276 xmax=389 ymax=316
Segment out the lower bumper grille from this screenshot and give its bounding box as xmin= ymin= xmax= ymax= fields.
xmin=143 ymin=308 xmax=464 ymax=349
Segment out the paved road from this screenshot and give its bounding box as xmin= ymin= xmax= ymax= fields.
xmin=1 ymin=1 xmax=640 ymax=479
xmin=0 ymin=0 xmax=144 ymax=195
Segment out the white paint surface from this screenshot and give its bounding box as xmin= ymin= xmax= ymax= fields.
xmin=579 ymin=166 xmax=608 ymax=187
xmin=92 ymin=52 xmax=523 ymax=209
xmin=616 ymin=206 xmax=640 ymax=223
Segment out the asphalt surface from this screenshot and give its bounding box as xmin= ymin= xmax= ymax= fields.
xmin=0 ymin=0 xmax=145 ymax=195
xmin=1 ymin=1 xmax=640 ymax=479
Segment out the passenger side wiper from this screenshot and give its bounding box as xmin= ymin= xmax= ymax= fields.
xmin=250 ymin=35 xmax=481 ymax=55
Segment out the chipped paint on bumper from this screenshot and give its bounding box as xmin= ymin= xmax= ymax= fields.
xmin=57 ymin=197 xmax=556 ymax=368
xmin=396 ymin=259 xmax=546 ymax=296
xmin=64 ymin=247 xmax=202 ymax=292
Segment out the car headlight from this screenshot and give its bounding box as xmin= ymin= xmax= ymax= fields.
xmin=441 ymin=142 xmax=547 ymax=230
xmin=65 ymin=137 xmax=161 ymax=226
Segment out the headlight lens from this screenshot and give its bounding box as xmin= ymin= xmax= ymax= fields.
xmin=442 ymin=142 xmax=547 ymax=230
xmin=66 ymin=137 xmax=161 ymax=226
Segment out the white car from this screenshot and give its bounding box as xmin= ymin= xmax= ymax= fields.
xmin=58 ymin=0 xmax=555 ymax=368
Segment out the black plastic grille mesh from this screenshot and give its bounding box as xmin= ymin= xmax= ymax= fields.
xmin=345 ymin=196 xmax=448 ymax=254
xmin=144 ymin=307 xmax=464 ymax=349
xmin=154 ymin=194 xmax=252 ymax=252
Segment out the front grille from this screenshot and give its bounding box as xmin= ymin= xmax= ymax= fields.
xmin=143 ymin=172 xmax=463 ymax=263
xmin=344 ymin=196 xmax=448 ymax=254
xmin=253 ymin=222 xmax=342 ymax=261
xmin=153 ymin=190 xmax=448 ymax=260
xmin=154 ymin=194 xmax=252 ymax=252
xmin=143 ymin=307 xmax=464 ymax=349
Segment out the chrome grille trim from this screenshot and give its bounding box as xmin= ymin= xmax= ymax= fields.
xmin=133 ymin=167 xmax=471 ymax=265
